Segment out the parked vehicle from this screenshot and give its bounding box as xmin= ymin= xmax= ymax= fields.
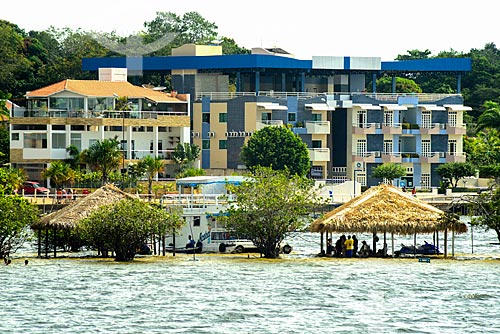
xmin=394 ymin=241 xmax=441 ymax=257
xmin=22 ymin=181 xmax=50 ymax=195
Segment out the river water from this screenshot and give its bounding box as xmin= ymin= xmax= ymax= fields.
xmin=1 ymin=228 xmax=499 ymax=334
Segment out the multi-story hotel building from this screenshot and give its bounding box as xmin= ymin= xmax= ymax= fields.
xmin=68 ymin=44 xmax=474 ymax=187
xmin=9 ymin=68 xmax=190 ymax=181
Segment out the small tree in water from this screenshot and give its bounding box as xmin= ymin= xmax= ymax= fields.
xmin=222 ymin=167 xmax=322 ymax=258
xmin=79 ymin=199 xmax=184 ymax=261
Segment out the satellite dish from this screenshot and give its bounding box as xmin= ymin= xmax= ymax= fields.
xmin=152 ymin=86 xmax=166 ymax=91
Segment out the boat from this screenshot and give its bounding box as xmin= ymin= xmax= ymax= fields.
xmin=160 ymin=176 xmax=293 ymax=254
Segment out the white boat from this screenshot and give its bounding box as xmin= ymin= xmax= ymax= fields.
xmin=160 ymin=176 xmax=292 ymax=254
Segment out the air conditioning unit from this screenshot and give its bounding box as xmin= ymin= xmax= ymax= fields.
xmin=438 ymin=152 xmax=446 ymax=158
xmin=224 ymin=132 xmax=229 ymax=137
xmin=239 ymin=131 xmax=246 ymax=137
xmin=230 ymin=131 xmax=238 ymax=137
xmin=207 ymin=131 xmax=215 ymax=137
xmin=374 ymin=151 xmax=381 ymax=158
xmin=191 ymin=131 xmax=200 ymax=138
xmin=439 ymin=123 xmax=446 ymax=130
xmin=354 ymin=162 xmax=365 ymax=171
xmin=246 ymin=132 xmax=253 ymax=136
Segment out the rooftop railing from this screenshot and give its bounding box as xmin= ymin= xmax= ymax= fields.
xmin=13 ymin=109 xmax=189 ymax=119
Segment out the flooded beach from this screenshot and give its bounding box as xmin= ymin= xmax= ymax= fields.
xmin=1 ymin=230 xmax=499 ymax=334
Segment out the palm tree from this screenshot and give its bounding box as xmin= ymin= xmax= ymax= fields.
xmin=81 ymin=137 xmax=122 ymax=185
xmin=41 ymin=161 xmax=75 ymax=189
xmin=476 ymin=101 xmax=500 ymax=132
xmin=139 ymin=156 xmax=164 ymax=196
xmin=65 ymin=145 xmax=81 ymax=170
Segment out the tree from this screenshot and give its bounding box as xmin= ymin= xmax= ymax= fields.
xmin=435 ymin=162 xmax=477 ymax=188
xmin=464 ymin=129 xmax=500 ymax=166
xmin=172 ymin=142 xmax=200 ymax=171
xmin=468 ymin=185 xmax=500 ymax=243
xmin=81 ymin=137 xmax=122 ymax=185
xmin=0 ymin=196 xmax=40 ymax=258
xmin=0 ymin=167 xmax=26 ymax=195
xmin=41 ymin=160 xmax=75 ymax=189
xmin=79 ymin=199 xmax=184 ymax=261
xmin=241 ymin=126 xmax=310 ymax=177
xmin=0 ymin=126 xmax=9 ymax=165
xmin=371 ymin=163 xmax=406 ymax=184
xmin=65 ymin=145 xmax=82 ymax=170
xmin=476 ymin=101 xmax=500 ymax=132
xmin=138 ymin=156 xmax=164 ymax=195
xmin=375 ymin=76 xmax=423 ymax=94
xmin=222 ymin=167 xmax=321 ymax=258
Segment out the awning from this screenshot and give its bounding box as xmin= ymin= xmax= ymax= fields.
xmin=353 ymin=104 xmax=382 ymax=110
xmin=443 ymin=104 xmax=472 ymax=111
xmin=256 ymin=102 xmax=288 ymax=110
xmin=380 ymin=104 xmax=408 ymax=111
xmin=419 ymin=105 xmax=446 ymax=111
xmin=304 ymin=103 xmax=336 ymax=111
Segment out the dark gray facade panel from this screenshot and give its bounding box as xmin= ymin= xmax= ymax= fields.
xmin=366 ymin=163 xmax=382 ymax=187
xmin=430 ymin=163 xmax=442 ymax=187
xmin=332 ymin=108 xmax=347 ymax=167
xmin=202 ymin=150 xmax=210 ymax=169
xmin=431 ymin=135 xmax=448 ymax=152
xmin=227 ymin=138 xmax=245 ymax=169
xmin=431 ymin=110 xmax=447 ymax=123
xmin=367 ymin=134 xmax=383 ymax=152
xmin=367 ymin=110 xmax=383 ymax=124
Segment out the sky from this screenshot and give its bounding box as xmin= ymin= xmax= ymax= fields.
xmin=2 ymin=0 xmax=498 ymax=61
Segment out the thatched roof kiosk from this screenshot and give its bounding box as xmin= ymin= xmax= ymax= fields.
xmin=310 ymin=184 xmax=467 ymax=257
xmin=32 ymin=184 xmax=138 ymax=258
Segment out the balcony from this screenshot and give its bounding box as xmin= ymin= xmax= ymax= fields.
xmin=352 ymin=151 xmax=381 ymax=163
xmin=352 ymin=123 xmax=380 ymax=135
xmin=256 ymin=120 xmax=283 ymax=130
xmin=446 ymin=123 xmax=467 ymax=135
xmin=305 ymin=121 xmax=330 ymax=135
xmin=13 ymin=109 xmax=189 ymax=119
xmin=381 ymin=123 xmax=402 ymax=135
xmin=420 ymin=152 xmax=445 ymax=163
xmin=308 ymin=148 xmax=330 ymax=162
xmin=381 ymin=152 xmax=402 ymax=163
xmin=419 ymin=123 xmax=444 ymax=135
xmin=445 ymin=152 xmax=466 ymax=163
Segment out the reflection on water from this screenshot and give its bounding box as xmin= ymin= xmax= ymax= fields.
xmin=1 ymin=229 xmax=499 ymax=334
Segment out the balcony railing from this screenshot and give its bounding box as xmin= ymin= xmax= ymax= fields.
xmin=305 ymin=121 xmax=330 ymax=134
xmin=14 ymin=109 xmax=188 ymax=119
xmin=256 ymin=120 xmax=283 ymax=130
xmin=308 ymin=148 xmax=330 ymax=162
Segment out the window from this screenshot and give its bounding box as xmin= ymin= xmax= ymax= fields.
xmin=202 ymin=113 xmax=210 ymax=123
xmin=448 ymin=111 xmax=457 ymax=127
xmin=312 ymin=114 xmax=322 ymax=122
xmin=158 ymin=127 xmax=167 ymax=132
xmin=261 ymin=113 xmax=271 ymax=121
xmin=24 ymin=133 xmax=47 ymax=149
xmin=422 ymin=139 xmax=431 ymax=157
xmin=219 ymin=113 xmax=227 ymax=123
xmin=288 ymin=113 xmax=296 ymax=122
xmin=422 ymin=111 xmax=432 ymax=128
xmin=52 ymin=133 xmax=66 ymax=149
xmin=448 ymin=139 xmax=457 ymax=155
xmin=89 ymin=139 xmax=97 ymax=147
xmin=310 ymin=166 xmax=323 ymax=179
xmin=421 ymin=174 xmax=431 ymax=189
xmin=193 ymin=216 xmax=201 ymax=227
xmin=357 ymin=110 xmax=367 ymax=128
xmin=71 ymin=133 xmax=81 ymax=151
xmin=357 ymin=139 xmax=367 ymax=156
xmin=11 ymin=133 xmax=19 ymax=141
xmin=52 ymin=125 xmax=65 ymax=131
xmin=202 ymin=139 xmax=210 ymax=150
xmin=383 ymin=110 xmax=393 ymax=127
xmin=383 ymin=140 xmax=393 ymax=155
xmin=219 ymin=140 xmax=227 ymax=150
xmin=312 ymin=140 xmax=322 ymax=149
xmin=71 ymin=125 xmax=85 ymax=131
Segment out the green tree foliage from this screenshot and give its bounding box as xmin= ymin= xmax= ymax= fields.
xmin=435 ymin=162 xmax=476 ymax=188
xmin=464 ymin=129 xmax=500 ymax=167
xmin=0 ymin=167 xmax=26 ymax=195
xmin=172 ymin=142 xmax=200 ymax=171
xmin=0 ymin=126 xmax=8 ymax=165
xmin=222 ymin=167 xmax=321 ymax=258
xmin=138 ymin=156 xmax=164 ymax=195
xmin=371 ymin=163 xmax=406 ymax=183
xmin=41 ymin=160 xmax=75 ymax=189
xmin=0 ymin=196 xmax=40 ymax=257
xmin=241 ymin=126 xmax=310 ymax=177
xmin=175 ymin=167 xmax=206 ymax=179
xmin=81 ymin=137 xmax=122 ymax=185
xmin=79 ymin=199 xmax=184 ymax=261
xmin=476 ymin=101 xmax=500 ymax=132
xmin=468 ymin=185 xmax=500 ymax=243
xmin=65 ymin=145 xmax=82 ymax=170
xmin=375 ymin=76 xmax=423 ymax=94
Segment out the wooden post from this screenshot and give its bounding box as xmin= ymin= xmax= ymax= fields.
xmin=53 ymin=227 xmax=57 ymax=258
xmin=444 ymin=229 xmax=448 ymax=258
xmin=45 ymin=228 xmax=49 ymax=258
xmin=413 ymin=232 xmax=416 ymax=257
xmin=162 ymin=235 xmax=166 ymax=256
xmin=320 ymin=231 xmax=324 ymax=254
xmin=172 ymin=228 xmax=176 ymax=257
xmin=452 ymin=228 xmax=455 ymax=257
xmin=436 ymin=231 xmax=439 ymax=255
xmin=391 ymin=232 xmax=394 ymax=257
xmin=37 ymin=228 xmax=42 ymax=258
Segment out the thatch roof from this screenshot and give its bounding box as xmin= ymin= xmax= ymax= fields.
xmin=310 ymin=184 xmax=467 ymax=235
xmin=33 ymin=184 xmax=138 ymax=230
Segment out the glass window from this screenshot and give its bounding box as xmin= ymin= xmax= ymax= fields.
xmin=24 ymin=133 xmax=47 ymax=149
xmin=202 ymin=113 xmax=210 ymax=123
xmin=288 ymin=113 xmax=296 ymax=122
xmin=11 ymin=133 xmax=19 ymax=141
xmin=52 ymin=133 xmax=66 ymax=149
xmin=312 ymin=114 xmax=322 ymax=122
xmin=70 ymin=133 xmax=82 ymax=151
xmin=219 ymin=140 xmax=227 ymax=150
xmin=219 ymin=113 xmax=227 ymax=123
xmin=202 ymin=139 xmax=210 ymax=150
xmin=312 ymin=140 xmax=322 ymax=149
